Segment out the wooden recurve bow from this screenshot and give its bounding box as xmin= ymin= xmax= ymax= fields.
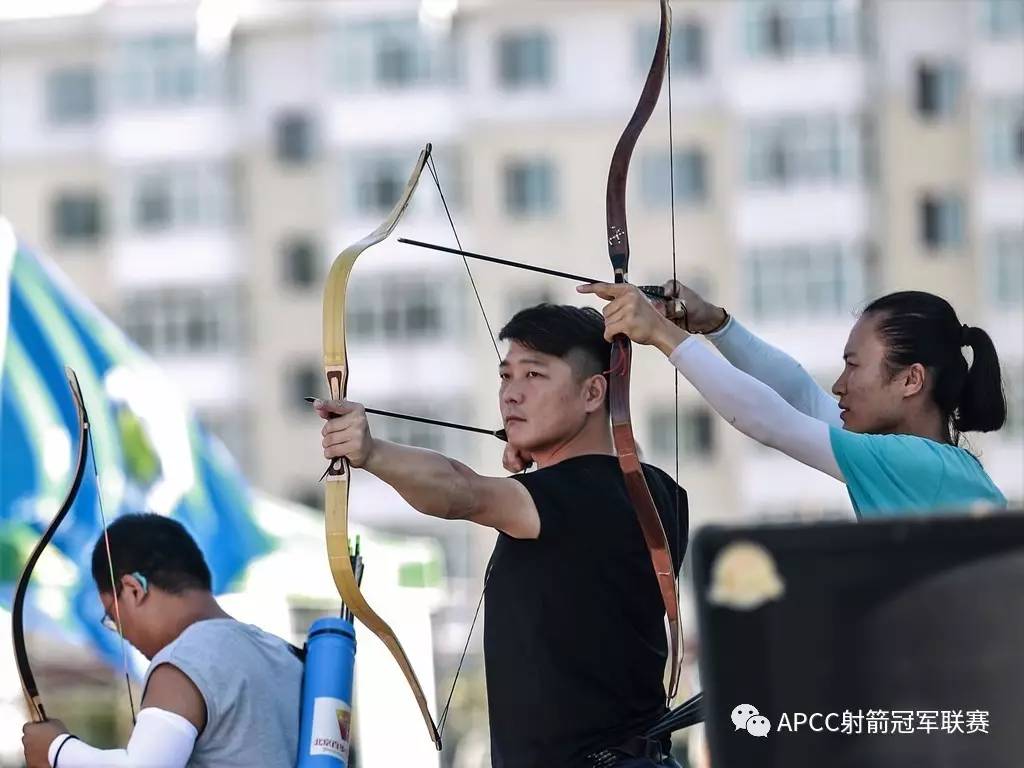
xmin=321 ymin=144 xmax=443 ymax=750
xmin=604 ymin=0 xmax=683 ymax=703
xmin=11 ymin=368 xmax=92 ymax=722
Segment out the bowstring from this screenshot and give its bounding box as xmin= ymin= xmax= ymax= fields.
xmin=88 ymin=424 xmax=138 ymax=725
xmin=666 ymin=4 xmax=684 ymax=702
xmin=425 ymin=151 xmax=502 ymax=737
xmin=427 ymin=155 xmax=501 ymax=362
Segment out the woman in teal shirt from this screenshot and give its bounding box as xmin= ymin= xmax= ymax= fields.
xmin=573 ymin=285 xmax=1008 ymax=519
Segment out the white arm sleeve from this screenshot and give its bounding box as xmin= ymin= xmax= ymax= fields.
xmin=48 ymin=708 xmax=197 ymax=768
xmin=669 ymin=337 xmax=844 ymax=481
xmin=706 ymin=316 xmax=843 ymax=427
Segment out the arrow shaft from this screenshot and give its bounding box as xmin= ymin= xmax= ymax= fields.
xmin=399 ymin=237 xmax=669 ymax=299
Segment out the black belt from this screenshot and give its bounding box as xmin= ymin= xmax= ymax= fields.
xmin=586 ymin=735 xmax=668 ymax=767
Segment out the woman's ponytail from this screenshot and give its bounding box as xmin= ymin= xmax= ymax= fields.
xmin=955 ymin=325 xmax=1007 ymax=434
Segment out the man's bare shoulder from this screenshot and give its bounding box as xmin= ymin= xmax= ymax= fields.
xmin=143 ymin=663 xmax=207 ymax=732
xmin=468 ymin=472 xmax=540 ymax=539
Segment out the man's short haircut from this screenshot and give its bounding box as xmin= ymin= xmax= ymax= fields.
xmin=91 ymin=513 xmax=212 ymax=595
xmin=498 ymin=304 xmax=611 ymax=382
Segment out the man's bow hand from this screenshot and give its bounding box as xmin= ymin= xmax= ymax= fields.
xmin=313 ymin=398 xmax=376 ymax=469
xmin=23 ymin=720 xmax=69 ymax=768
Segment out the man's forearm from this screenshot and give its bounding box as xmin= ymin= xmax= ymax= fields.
xmin=47 ymin=709 xmax=197 ymax=767
xmin=363 ymin=439 xmax=476 ymax=520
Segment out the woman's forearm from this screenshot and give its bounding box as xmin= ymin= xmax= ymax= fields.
xmin=706 ymin=317 xmax=842 ymax=426
xmin=666 ymin=336 xmax=843 ymax=480
xmin=363 ymin=439 xmax=477 ymax=520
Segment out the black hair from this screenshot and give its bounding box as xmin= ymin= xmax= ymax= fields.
xmin=91 ymin=513 xmax=212 ymax=595
xmin=862 ymin=291 xmax=1006 ymax=443
xmin=498 ymin=304 xmax=611 ymax=383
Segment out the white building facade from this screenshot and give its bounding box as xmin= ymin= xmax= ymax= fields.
xmin=1 ymin=0 xmax=1022 ymax=759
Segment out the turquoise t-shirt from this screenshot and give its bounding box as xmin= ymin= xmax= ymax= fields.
xmin=829 ymin=426 xmax=1007 ymax=519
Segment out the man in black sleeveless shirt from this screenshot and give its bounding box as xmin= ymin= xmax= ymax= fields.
xmin=316 ymin=304 xmax=688 ymax=768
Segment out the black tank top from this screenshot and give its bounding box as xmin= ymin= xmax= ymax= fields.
xmin=484 ymin=454 xmax=688 ymax=768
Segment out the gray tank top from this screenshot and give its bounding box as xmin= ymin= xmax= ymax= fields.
xmin=143 ymin=618 xmax=303 ymax=768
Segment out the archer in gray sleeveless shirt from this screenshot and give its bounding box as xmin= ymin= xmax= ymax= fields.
xmin=144 ymin=618 xmax=303 ymax=767
xmin=20 ymin=514 xmax=303 ymax=768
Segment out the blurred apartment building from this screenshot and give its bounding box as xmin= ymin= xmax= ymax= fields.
xmin=1 ymin=0 xmax=1022 ymax=668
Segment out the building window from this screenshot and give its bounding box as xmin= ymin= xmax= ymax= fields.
xmin=335 ymin=17 xmax=455 ymax=92
xmin=127 ymin=163 xmax=237 ymax=232
xmin=920 ymin=194 xmax=965 ymax=251
xmin=988 ymin=228 xmax=1024 ymax=307
xmin=135 ymin=177 xmax=172 ymax=230
xmin=916 ymin=62 xmax=961 ymax=119
xmin=122 ymin=285 xmax=244 ymax=355
xmin=506 ymin=285 xmax=556 ymax=318
xmin=649 ymin=404 xmax=715 ymax=459
xmin=51 ymin=192 xmax=103 ymax=245
xmin=984 ymin=97 xmax=1024 ymax=174
xmin=116 ymin=33 xmax=226 ymax=108
xmin=275 ymin=112 xmax=314 ymax=165
xmin=744 ymin=0 xmax=863 ymax=59
xmin=347 ymin=154 xmax=406 ymax=218
xmin=281 ymin=237 xmax=320 ymax=289
xmin=369 ymin=401 xmax=462 ymax=453
xmin=636 ymin=19 xmax=707 ymax=75
xmin=45 ymin=66 xmax=97 ymax=124
xmin=341 ymin=147 xmax=461 ymax=220
xmin=503 ymin=159 xmax=557 ymax=217
xmin=745 ymin=114 xmax=869 ymax=188
xmin=641 ymin=148 xmax=708 ymax=207
xmin=288 ymin=362 xmax=323 ymax=411
xmin=982 ymin=0 xmax=1024 ymax=38
xmin=345 ymin=273 xmax=462 ymax=342
xmin=746 ymin=241 xmax=870 ymax=320
xmin=497 ymin=31 xmax=552 ymax=88
xmin=677 ymin=21 xmax=706 ymax=73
